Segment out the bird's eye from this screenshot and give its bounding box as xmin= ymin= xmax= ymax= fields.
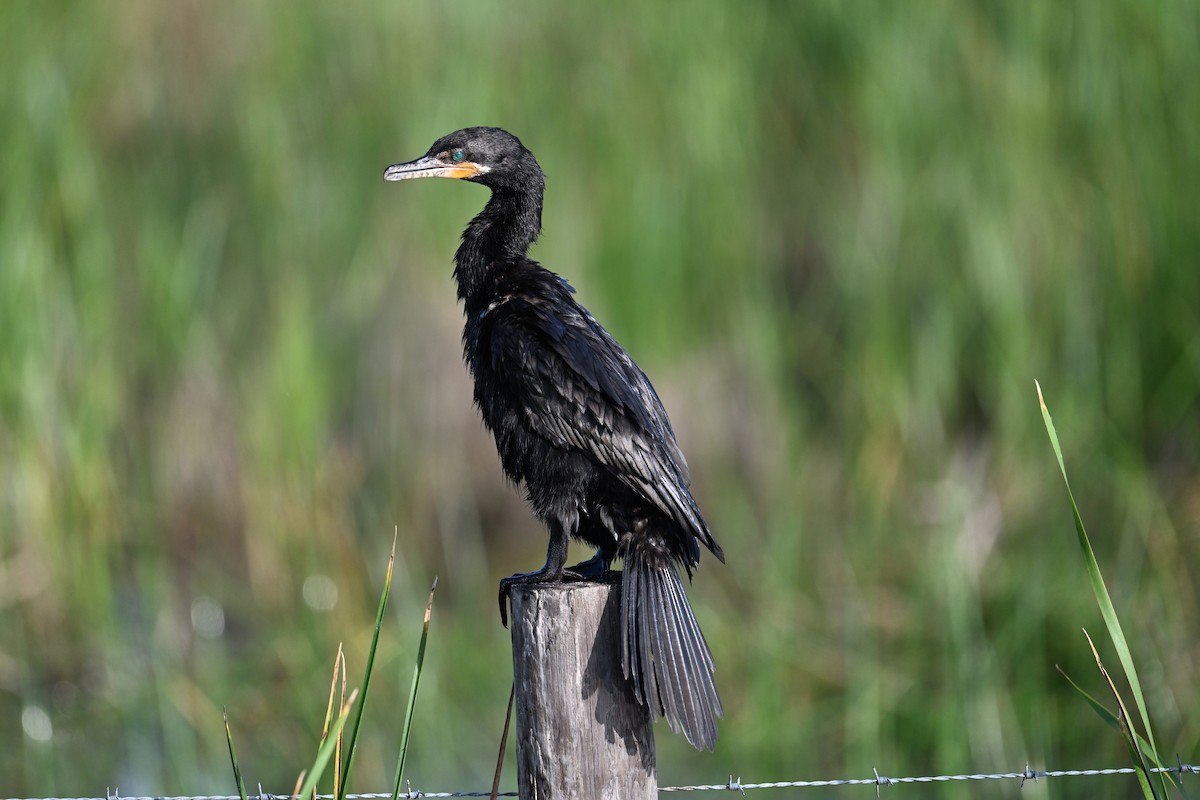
xmin=452 ymin=149 xmax=465 ymax=162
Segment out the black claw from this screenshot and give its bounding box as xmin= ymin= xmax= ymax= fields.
xmin=498 ymin=583 xmax=511 ymax=628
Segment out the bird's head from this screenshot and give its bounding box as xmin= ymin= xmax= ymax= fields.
xmin=383 ymin=127 xmax=543 ymax=193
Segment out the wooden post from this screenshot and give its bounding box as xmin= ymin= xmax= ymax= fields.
xmin=509 ymin=576 xmax=657 ymax=799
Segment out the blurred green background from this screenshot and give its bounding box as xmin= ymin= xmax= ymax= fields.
xmin=2 ymin=1 xmax=1197 ymax=797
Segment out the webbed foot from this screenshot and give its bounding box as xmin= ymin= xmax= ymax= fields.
xmin=564 ymin=550 xmax=612 ymax=580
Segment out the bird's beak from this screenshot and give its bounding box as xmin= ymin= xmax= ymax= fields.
xmin=383 ymin=155 xmax=487 ymax=182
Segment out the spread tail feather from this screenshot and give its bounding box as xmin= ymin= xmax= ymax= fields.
xmin=621 ymin=544 xmax=722 ymax=750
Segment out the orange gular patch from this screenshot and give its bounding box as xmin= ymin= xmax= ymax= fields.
xmin=443 ymin=162 xmax=487 ymax=179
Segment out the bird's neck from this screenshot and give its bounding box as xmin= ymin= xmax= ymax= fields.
xmin=454 ymin=187 xmax=543 ymax=303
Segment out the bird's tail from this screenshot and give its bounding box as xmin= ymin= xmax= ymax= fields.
xmin=620 ymin=541 xmax=722 ymax=750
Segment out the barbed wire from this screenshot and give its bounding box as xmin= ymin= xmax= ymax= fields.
xmin=4 ymin=761 xmax=1195 ymax=800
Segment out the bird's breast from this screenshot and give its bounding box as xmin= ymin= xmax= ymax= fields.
xmin=460 ymin=313 xmax=531 ymax=479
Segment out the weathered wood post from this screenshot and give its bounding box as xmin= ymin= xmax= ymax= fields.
xmin=510 ymin=575 xmax=657 ymax=799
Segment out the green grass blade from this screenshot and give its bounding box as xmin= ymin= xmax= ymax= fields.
xmin=298 ymin=688 xmax=359 ymax=800
xmin=317 ymin=645 xmax=348 ymax=796
xmin=337 ymin=531 xmax=398 ymax=800
xmin=1056 ymin=665 xmax=1122 ymax=733
xmin=391 ymin=575 xmax=439 ymax=800
xmin=1036 ymin=382 xmax=1172 ymax=795
xmin=1057 ymin=665 xmax=1170 ymax=780
xmin=223 ymin=708 xmax=248 ymax=800
xmin=1084 ymin=630 xmax=1160 ymax=800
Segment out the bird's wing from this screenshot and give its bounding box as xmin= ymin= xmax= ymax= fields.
xmin=489 ymin=292 xmax=719 ymax=559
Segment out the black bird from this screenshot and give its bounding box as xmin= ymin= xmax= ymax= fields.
xmin=384 ymin=127 xmax=724 ymax=750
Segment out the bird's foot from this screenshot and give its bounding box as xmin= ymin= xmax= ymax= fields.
xmin=498 ymin=567 xmax=566 ymax=627
xmin=564 ymin=552 xmax=611 ymax=580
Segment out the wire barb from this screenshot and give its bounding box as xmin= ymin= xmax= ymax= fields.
xmin=872 ymin=767 xmax=892 ymax=797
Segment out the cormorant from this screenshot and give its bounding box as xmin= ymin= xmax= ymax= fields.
xmin=384 ymin=127 xmax=724 ymax=750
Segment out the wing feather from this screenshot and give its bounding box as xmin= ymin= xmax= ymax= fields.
xmin=488 ymin=291 xmax=721 ymax=560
